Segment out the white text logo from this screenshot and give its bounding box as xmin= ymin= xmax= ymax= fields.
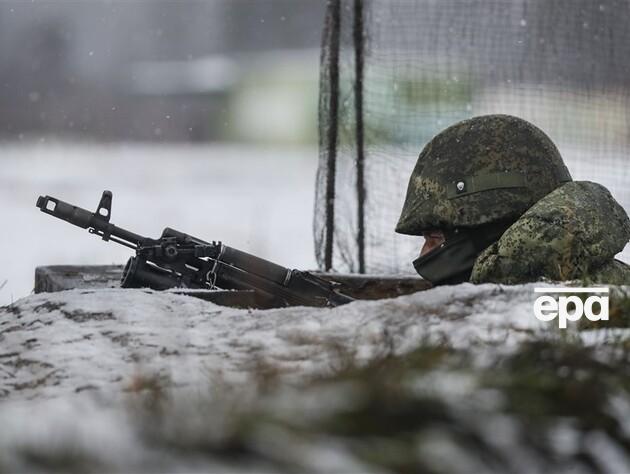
xmin=533 ymin=287 xmax=609 ymax=329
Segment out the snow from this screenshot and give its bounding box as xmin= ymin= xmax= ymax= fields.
xmin=3 ymin=281 xmax=627 ymax=402
xmin=0 ymin=142 xmax=319 ymax=306
xmin=0 ymin=282 xmax=565 ymax=401
xmin=0 ymin=282 xmax=612 ymax=401
xmin=1 ymin=283 xmax=628 ymax=472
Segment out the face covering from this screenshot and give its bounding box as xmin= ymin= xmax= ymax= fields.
xmin=412 ymin=221 xmax=511 ymax=285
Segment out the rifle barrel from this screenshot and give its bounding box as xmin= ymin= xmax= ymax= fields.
xmin=36 ymin=195 xmax=149 ymax=249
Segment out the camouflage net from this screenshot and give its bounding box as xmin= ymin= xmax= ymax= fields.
xmin=315 ymin=0 xmax=630 ymax=274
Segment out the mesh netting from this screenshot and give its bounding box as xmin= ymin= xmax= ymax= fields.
xmin=315 ymin=0 xmax=630 ymax=274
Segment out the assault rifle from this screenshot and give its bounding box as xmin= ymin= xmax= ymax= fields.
xmin=36 ymin=191 xmax=353 ymax=308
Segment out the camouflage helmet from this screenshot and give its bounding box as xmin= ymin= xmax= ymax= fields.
xmin=396 ymin=114 xmax=572 ymax=235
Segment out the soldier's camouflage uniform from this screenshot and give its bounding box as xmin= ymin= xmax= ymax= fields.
xmin=471 ymin=181 xmax=630 ymax=285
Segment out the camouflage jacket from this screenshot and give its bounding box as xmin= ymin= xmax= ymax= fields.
xmin=470 ymin=181 xmax=630 ymax=285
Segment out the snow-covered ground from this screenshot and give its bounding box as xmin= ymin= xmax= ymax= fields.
xmin=1 ymin=283 xmax=629 ymax=472
xmin=0 ymin=142 xmax=319 ymax=306
xmin=0 ymin=283 xmax=558 ymax=401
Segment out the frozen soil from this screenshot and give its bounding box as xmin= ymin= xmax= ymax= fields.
xmin=1 ymin=283 xmax=630 ymax=473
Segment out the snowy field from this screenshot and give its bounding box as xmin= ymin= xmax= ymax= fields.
xmin=0 ymin=142 xmax=319 ymax=306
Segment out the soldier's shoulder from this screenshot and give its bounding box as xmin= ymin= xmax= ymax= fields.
xmin=591 ymin=259 xmax=630 ymax=286
xmin=471 ymin=181 xmax=630 ymax=284
xmin=529 ymin=181 xmax=628 ymax=222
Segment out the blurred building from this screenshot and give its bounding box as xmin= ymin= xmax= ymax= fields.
xmin=0 ymin=0 xmax=324 ymax=142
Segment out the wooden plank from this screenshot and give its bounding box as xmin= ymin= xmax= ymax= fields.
xmin=34 ymin=265 xmax=269 ymax=309
xmin=317 ymin=273 xmax=432 ymax=299
xmin=34 ymin=265 xmax=431 ymax=307
xmin=35 ymin=265 xmax=121 ymax=293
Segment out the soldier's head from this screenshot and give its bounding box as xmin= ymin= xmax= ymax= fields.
xmin=396 ymin=114 xmax=572 ymax=285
